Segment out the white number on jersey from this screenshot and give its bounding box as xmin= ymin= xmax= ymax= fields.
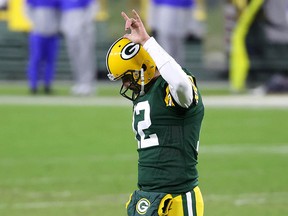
xmin=132 ymin=101 xmax=159 ymax=149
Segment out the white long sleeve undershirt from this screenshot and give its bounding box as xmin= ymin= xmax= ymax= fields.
xmin=143 ymin=37 xmax=193 ymax=108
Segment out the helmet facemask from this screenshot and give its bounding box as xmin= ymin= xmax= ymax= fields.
xmin=119 ymin=68 xmax=145 ymax=101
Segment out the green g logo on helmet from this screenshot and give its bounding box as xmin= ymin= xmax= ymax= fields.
xmin=121 ymin=42 xmax=140 ymax=60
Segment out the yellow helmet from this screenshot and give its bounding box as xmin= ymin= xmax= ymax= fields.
xmin=106 ymin=37 xmax=156 ymax=100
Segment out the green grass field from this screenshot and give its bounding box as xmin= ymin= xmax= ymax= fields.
xmin=0 ymin=85 xmax=288 ymax=216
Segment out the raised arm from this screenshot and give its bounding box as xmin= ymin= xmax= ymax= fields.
xmin=121 ymin=10 xmax=193 ymax=108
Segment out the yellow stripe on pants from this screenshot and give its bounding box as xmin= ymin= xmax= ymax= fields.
xmin=167 ymin=186 xmax=204 ymax=216
xmin=194 ymin=186 xmax=204 ymax=216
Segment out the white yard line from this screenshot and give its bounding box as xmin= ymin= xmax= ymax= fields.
xmin=0 ymin=95 xmax=288 ymax=108
xmin=0 ymin=193 xmax=129 ymax=209
xmin=200 ymin=144 xmax=288 ymax=154
xmin=0 ymin=192 xmax=287 ymax=209
xmin=0 ymin=145 xmax=286 ymax=187
xmin=203 ymin=95 xmax=288 ymax=108
xmin=0 ymin=145 xmax=287 ymax=167
xmin=0 ymin=145 xmax=287 ymax=168
xmin=0 ymin=96 xmax=131 ymax=106
xmin=0 ymin=153 xmax=137 ymax=166
xmin=205 ymin=192 xmax=288 ymax=206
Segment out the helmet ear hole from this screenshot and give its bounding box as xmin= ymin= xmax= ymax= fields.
xmin=142 ymin=64 xmax=147 ymax=71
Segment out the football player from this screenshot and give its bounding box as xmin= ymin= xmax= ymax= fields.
xmin=25 ymin=0 xmax=60 ymax=94
xmin=59 ymin=0 xmax=98 ymax=96
xmin=106 ymin=10 xmax=205 ymax=216
xmin=147 ymin=0 xmax=195 ymax=65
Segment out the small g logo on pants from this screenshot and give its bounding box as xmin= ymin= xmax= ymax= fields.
xmin=136 ymin=198 xmax=150 ymax=215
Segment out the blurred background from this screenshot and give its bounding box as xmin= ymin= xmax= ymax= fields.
xmin=0 ymin=1 xmax=288 ymax=216
xmin=0 ymin=0 xmax=287 ymax=94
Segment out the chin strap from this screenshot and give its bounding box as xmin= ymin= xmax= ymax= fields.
xmin=140 ymin=68 xmax=145 ymax=96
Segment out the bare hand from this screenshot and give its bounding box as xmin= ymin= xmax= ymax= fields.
xmin=121 ymin=10 xmax=150 ymax=45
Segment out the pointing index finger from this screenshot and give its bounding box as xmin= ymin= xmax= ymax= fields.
xmin=121 ymin=11 xmax=132 ymax=31
xmin=121 ymin=11 xmax=129 ymax=21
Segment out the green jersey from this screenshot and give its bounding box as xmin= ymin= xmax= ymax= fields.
xmin=132 ymin=70 xmax=204 ymax=194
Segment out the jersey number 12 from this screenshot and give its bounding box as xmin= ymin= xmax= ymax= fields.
xmin=133 ymin=101 xmax=159 ymax=149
